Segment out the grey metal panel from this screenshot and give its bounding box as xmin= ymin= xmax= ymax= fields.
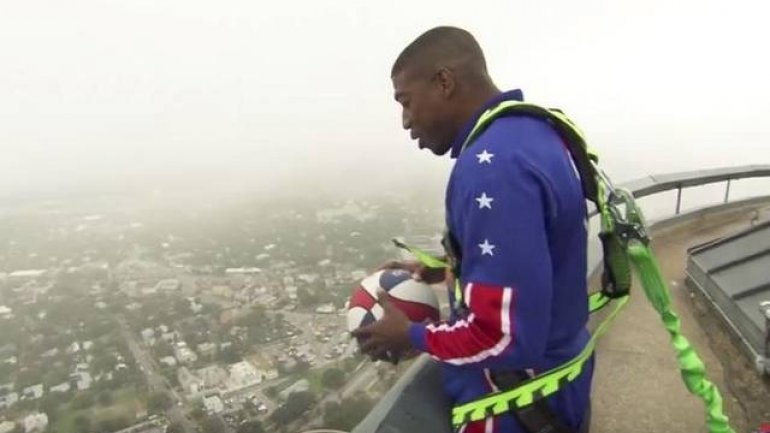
xmin=736 ymin=293 xmax=769 ymax=352
xmin=711 ymin=252 xmax=770 ymax=299
xmin=686 ymin=219 xmax=770 ymax=359
xmin=690 ymin=224 xmax=770 ymax=272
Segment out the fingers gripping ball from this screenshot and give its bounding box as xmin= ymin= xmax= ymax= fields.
xmin=347 ymin=269 xmax=440 ymax=360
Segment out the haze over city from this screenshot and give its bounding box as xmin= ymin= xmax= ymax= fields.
xmin=2 ymin=0 xmax=769 ymax=203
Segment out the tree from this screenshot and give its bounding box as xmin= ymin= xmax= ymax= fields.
xmin=200 ymin=416 xmax=227 ymax=433
xmin=218 ymin=345 xmax=241 ymax=364
xmin=321 ymin=368 xmax=345 ymax=390
xmin=264 ymin=386 xmax=278 ymax=399
xmin=95 ymin=416 xmax=131 ymax=433
xmin=236 ymin=420 xmax=265 ymax=433
xmin=73 ymin=414 xmax=91 ymax=432
xmin=270 ymin=391 xmax=315 ymax=425
xmin=322 ymin=394 xmax=374 ymax=431
xmin=166 ymin=422 xmax=185 ymax=433
xmin=146 ymin=391 xmax=172 ymax=414
xmin=190 ymin=404 xmax=206 ymax=421
xmin=71 ymin=391 xmax=96 ymax=410
xmin=97 ymin=390 xmax=113 ymax=406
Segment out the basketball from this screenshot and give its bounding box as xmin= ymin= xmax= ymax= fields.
xmin=346 ymin=268 xmax=440 ymax=334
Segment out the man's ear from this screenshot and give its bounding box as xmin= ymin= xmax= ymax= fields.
xmin=434 ymin=67 xmax=456 ymax=98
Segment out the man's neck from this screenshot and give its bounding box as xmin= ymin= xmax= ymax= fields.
xmin=455 ymin=85 xmax=501 ymax=130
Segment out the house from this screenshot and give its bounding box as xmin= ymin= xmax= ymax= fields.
xmin=72 ymin=372 xmax=92 ymax=391
xmin=23 ymin=412 xmax=48 ymax=432
xmin=173 ymin=342 xmax=197 ymax=364
xmin=177 ymin=367 xmax=204 ymax=395
xmin=67 ymin=341 xmax=80 ymax=354
xmin=196 ymin=366 xmax=227 ymax=390
xmin=196 ymin=343 xmax=217 ymax=358
xmin=40 ymin=348 xmax=58 ymax=358
xmin=226 ymin=361 xmax=261 ymax=390
xmin=159 ymin=356 xmax=177 ymax=367
xmin=0 ymin=392 xmax=18 ymax=409
xmin=21 ymin=384 xmax=44 ymax=400
xmin=82 ymin=341 xmax=94 ymax=351
xmin=50 ymin=382 xmax=71 ymax=393
xmin=141 ymin=328 xmax=155 ymax=343
xmin=315 ymin=303 xmax=335 ymax=314
xmin=155 ymin=279 xmax=181 ymax=291
xmin=203 ymin=395 xmax=224 ymax=415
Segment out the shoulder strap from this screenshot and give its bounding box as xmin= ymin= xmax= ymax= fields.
xmin=460 ymin=100 xmax=599 ymax=205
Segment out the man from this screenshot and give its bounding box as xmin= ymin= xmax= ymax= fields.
xmin=353 ymin=26 xmax=592 ymax=433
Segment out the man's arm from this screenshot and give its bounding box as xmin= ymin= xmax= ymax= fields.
xmin=409 ymin=155 xmax=554 ymax=369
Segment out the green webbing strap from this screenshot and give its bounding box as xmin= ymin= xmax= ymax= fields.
xmin=588 ymin=291 xmax=611 ymax=313
xmin=391 ymin=239 xmax=447 ymax=269
xmin=627 ymin=241 xmax=735 ymax=433
xmin=451 ymin=295 xmax=630 ymax=427
xmin=392 ymin=239 xmax=465 ymax=310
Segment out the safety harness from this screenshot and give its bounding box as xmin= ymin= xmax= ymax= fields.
xmin=395 ymin=100 xmax=736 ymax=433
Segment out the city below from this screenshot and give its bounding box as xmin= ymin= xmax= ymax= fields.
xmin=0 ymin=192 xmax=444 ymax=433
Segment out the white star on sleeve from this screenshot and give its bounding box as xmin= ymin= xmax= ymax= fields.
xmin=479 ymin=239 xmax=495 ymax=256
xmin=476 ymin=150 xmax=494 ymax=164
xmin=475 ymin=193 xmax=494 ymax=209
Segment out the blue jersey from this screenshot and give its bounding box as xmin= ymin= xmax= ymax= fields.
xmin=408 ymin=90 xmax=593 ymax=433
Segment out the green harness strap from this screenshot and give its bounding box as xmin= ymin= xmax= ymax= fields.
xmin=394 ymin=100 xmax=736 ymax=433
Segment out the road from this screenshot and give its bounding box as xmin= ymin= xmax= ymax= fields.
xmin=118 ymin=316 xmax=199 ymax=433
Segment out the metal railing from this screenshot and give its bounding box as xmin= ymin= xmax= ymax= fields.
xmin=350 ymin=164 xmax=770 ymax=433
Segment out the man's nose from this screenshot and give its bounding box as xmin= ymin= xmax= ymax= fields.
xmin=402 ymin=111 xmax=412 ymax=131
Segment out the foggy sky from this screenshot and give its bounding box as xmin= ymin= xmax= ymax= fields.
xmin=1 ymin=0 xmax=769 ymax=200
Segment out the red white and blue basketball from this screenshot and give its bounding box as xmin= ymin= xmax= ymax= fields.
xmin=346 ymin=268 xmax=440 ymax=333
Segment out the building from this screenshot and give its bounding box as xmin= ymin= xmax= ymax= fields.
xmin=72 ymin=372 xmax=92 ymax=391
xmin=0 ymin=421 xmax=16 ymax=433
xmin=196 ymin=342 xmax=217 ymax=358
xmin=196 ymin=366 xmax=228 ymax=390
xmin=0 ymin=306 xmax=12 ymax=319
xmin=141 ymin=328 xmax=155 ymax=345
xmin=173 ymin=342 xmax=197 ymax=364
xmin=50 ymin=382 xmax=71 ymax=393
xmin=315 ymin=303 xmax=335 ymax=314
xmin=203 ymin=395 xmax=224 ymax=415
xmin=159 ymin=356 xmax=177 ymax=367
xmin=227 ymin=361 xmax=261 ymax=390
xmin=0 ymin=392 xmax=18 ymax=409
xmin=23 ymin=412 xmax=48 ymax=432
xmin=21 ymin=384 xmax=43 ymax=400
xmin=155 ymin=279 xmax=181 ymax=291
xmin=67 ymin=341 xmax=80 ymax=354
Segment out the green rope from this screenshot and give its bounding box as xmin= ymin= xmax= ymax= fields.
xmin=627 ymin=242 xmax=735 ymax=433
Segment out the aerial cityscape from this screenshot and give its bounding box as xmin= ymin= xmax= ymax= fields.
xmin=0 ymin=192 xmax=444 ymax=433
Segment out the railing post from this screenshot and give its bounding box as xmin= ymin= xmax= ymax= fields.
xmin=724 ymin=179 xmax=731 ymax=203
xmin=675 ymin=185 xmax=682 ymax=215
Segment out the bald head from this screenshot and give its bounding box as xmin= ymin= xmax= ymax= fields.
xmin=391 ymin=26 xmax=490 ymax=83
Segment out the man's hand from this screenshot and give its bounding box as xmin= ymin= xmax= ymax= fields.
xmin=352 ymin=289 xmax=414 ymax=362
xmin=377 ymin=260 xmax=446 ymax=285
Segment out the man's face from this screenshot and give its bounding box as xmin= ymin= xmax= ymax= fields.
xmin=392 ymin=68 xmax=455 ymax=155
